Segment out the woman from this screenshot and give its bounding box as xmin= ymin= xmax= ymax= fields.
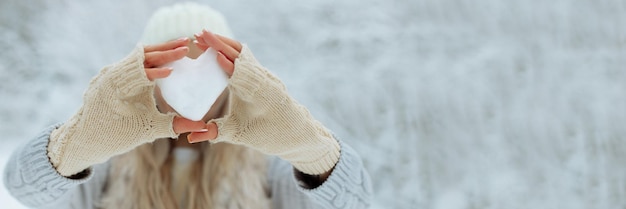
xmin=3 ymin=2 xmax=371 ymax=209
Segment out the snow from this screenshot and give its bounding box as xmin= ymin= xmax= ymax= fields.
xmin=1 ymin=0 xmax=626 ymax=208
xmin=157 ymin=48 xmax=228 ymax=121
xmin=0 ymin=141 xmax=23 ymax=208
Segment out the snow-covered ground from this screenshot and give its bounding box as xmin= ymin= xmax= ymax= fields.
xmin=2 ymin=0 xmax=626 ymax=208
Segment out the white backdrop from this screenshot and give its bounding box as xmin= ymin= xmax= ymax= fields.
xmin=1 ymin=0 xmax=625 ymax=208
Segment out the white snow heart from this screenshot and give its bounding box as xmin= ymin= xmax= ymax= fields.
xmin=155 ymin=48 xmax=229 ymax=121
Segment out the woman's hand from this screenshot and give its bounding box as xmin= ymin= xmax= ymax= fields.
xmin=186 ymin=31 xmax=340 ymax=175
xmin=47 ymin=38 xmax=207 ymax=176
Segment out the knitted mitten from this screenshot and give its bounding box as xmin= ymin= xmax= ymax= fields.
xmin=209 ymin=45 xmax=340 ymax=175
xmin=47 ymin=45 xmax=178 ymax=177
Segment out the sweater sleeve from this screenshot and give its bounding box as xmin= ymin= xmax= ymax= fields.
xmin=3 ymin=125 xmax=109 ymax=209
xmin=268 ymin=138 xmax=373 ymax=209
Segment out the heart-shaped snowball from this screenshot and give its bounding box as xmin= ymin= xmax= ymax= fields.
xmin=155 ymin=48 xmax=228 ymax=121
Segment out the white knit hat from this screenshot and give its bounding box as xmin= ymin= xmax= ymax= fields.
xmin=141 ymin=2 xmax=234 ymax=44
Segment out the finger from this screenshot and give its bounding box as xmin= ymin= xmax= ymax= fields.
xmin=217 ymin=53 xmax=234 ymax=76
xmin=173 ymin=116 xmax=208 ymax=134
xmin=215 ymin=34 xmax=242 ymax=52
xmin=194 ymin=32 xmax=208 ymax=45
xmin=145 ymin=67 xmax=173 ymax=81
xmin=187 ymin=122 xmax=218 ymax=143
xmin=200 ymin=29 xmax=239 ymax=62
xmin=193 ymin=40 xmax=210 ymax=51
xmin=193 ymin=32 xmax=214 ymax=53
xmin=145 ymin=46 xmax=189 ymax=68
xmin=144 ymin=37 xmax=189 ymax=53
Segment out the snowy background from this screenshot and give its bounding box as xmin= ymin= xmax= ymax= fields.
xmin=1 ymin=0 xmax=626 ymax=208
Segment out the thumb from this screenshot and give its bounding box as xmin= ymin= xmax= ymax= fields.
xmin=172 ymin=116 xmax=208 ymax=134
xmin=187 ymin=122 xmax=219 ymax=143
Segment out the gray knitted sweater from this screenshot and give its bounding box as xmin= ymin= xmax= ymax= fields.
xmin=3 ymin=125 xmax=372 ymax=208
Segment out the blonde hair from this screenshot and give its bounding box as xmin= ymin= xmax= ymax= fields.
xmin=100 ymin=3 xmax=270 ymax=208
xmin=99 ymin=139 xmax=270 ymax=209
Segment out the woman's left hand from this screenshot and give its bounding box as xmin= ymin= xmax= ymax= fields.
xmin=193 ymin=29 xmax=242 ymax=77
xmin=188 ymin=30 xmax=340 ymax=175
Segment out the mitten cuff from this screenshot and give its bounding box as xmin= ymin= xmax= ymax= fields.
xmin=149 ymin=112 xmax=179 ymax=139
xmin=290 ymin=135 xmax=341 ymax=175
xmin=108 ymin=44 xmax=152 ymax=98
xmin=48 ymin=122 xmax=90 ymax=177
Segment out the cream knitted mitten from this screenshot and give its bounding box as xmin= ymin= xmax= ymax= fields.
xmin=209 ymin=45 xmax=341 ymax=175
xmin=47 ymin=45 xmax=178 ymax=177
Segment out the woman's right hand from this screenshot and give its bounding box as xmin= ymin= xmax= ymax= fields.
xmin=46 ymin=38 xmax=207 ymax=177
